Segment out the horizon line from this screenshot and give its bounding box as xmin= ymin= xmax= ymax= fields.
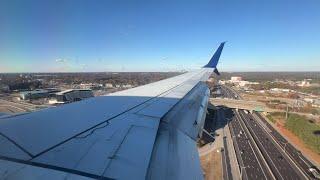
xmin=1 ymin=71 xmax=320 ymax=74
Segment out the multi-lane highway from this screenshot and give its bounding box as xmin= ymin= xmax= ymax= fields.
xmin=254 ymin=112 xmax=320 ymax=179
xmin=238 ymin=109 xmax=304 ymax=179
xmin=214 ymin=85 xmax=320 ymax=180
xmin=228 ymin=108 xmax=273 ymax=179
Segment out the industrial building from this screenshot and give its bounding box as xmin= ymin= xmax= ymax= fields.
xmin=19 ymin=88 xmax=60 ymax=100
xmin=78 ymin=83 xmax=103 ymax=90
xmin=48 ymin=89 xmax=94 ymax=104
xmin=20 ymin=90 xmax=50 ymax=100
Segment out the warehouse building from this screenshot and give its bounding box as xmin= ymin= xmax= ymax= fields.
xmin=49 ymin=89 xmax=94 ymax=104
xmin=20 ymin=90 xmax=50 ymax=100
xmin=19 ymin=88 xmax=60 ymax=100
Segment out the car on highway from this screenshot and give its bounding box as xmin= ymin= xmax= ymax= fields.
xmin=309 ymin=167 xmax=320 ymax=179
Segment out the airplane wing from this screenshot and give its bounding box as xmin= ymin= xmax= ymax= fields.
xmin=0 ymin=42 xmax=225 ymax=180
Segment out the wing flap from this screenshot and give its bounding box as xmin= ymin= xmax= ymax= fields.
xmin=32 ymin=113 xmax=160 ymax=179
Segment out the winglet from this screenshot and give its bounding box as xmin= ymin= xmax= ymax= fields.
xmin=203 ymin=42 xmax=225 ymax=69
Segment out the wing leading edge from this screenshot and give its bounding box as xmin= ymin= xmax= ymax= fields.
xmin=0 ymin=43 xmax=225 ymax=180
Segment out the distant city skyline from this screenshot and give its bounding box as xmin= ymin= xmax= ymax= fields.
xmin=0 ymin=0 xmax=320 ymax=72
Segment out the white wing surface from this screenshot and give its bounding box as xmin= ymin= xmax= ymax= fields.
xmin=0 ymin=42 xmax=225 ymax=180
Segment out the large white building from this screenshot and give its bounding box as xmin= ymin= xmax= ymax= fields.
xmin=230 ymin=76 xmax=242 ymax=82
xmin=79 ymin=83 xmax=103 ymax=90
xmin=122 ymin=84 xmax=133 ymax=88
xmin=298 ymin=79 xmax=311 ymax=87
xmin=270 ymin=88 xmax=291 ymax=93
xmin=238 ymin=81 xmax=259 ymax=87
xmin=105 ymin=83 xmax=113 ymax=88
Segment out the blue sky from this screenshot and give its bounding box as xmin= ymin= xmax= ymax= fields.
xmin=0 ymin=0 xmax=319 ymax=72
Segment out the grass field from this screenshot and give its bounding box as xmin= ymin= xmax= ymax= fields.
xmin=285 ymin=114 xmax=320 ymax=154
xmin=266 ymin=111 xmax=286 ymax=123
xmin=267 ymin=112 xmax=320 ymax=154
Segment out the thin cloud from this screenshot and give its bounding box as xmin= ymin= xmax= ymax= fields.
xmin=55 ymin=59 xmax=67 ymax=63
xmin=80 ymin=64 xmax=87 ymax=70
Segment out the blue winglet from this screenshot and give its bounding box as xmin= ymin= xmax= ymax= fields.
xmin=203 ymin=42 xmax=225 ymax=68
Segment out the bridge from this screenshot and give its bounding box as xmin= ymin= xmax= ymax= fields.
xmin=210 ymin=98 xmax=277 ymax=112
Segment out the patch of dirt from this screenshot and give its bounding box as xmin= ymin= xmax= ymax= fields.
xmin=200 ymin=150 xmax=222 ymax=180
xmin=275 ymin=122 xmax=320 ymax=165
xmin=0 ymin=107 xmax=14 ymax=113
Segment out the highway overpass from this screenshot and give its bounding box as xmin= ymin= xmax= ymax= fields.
xmin=210 ymin=98 xmax=276 ymax=112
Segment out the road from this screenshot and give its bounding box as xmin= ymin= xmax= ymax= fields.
xmin=238 ymin=109 xmax=304 ymax=179
xmin=254 ymin=112 xmax=320 ymax=179
xmin=228 ymin=109 xmax=272 ymax=179
xmin=209 ymin=98 xmax=275 ymax=112
xmin=215 ymin=85 xmax=319 ymax=179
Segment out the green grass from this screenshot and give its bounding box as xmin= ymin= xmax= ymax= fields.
xmin=285 ymin=114 xmax=320 ymax=154
xmin=270 ymin=111 xmax=286 ymax=117
xmin=266 ymin=112 xmax=286 ymax=123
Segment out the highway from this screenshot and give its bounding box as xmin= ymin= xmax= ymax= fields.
xmin=228 ymin=108 xmax=272 ymax=179
xmin=215 ymin=85 xmax=319 ymax=180
xmin=254 ymin=112 xmax=320 ymax=179
xmin=238 ymin=109 xmax=304 ymax=179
